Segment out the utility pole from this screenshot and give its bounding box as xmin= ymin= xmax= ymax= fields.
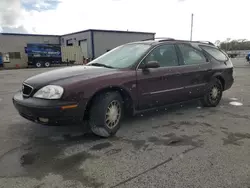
xmin=190 ymin=13 xmax=194 ymax=41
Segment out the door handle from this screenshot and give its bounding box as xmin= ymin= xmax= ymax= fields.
xmin=163 ymin=72 xmax=181 ymax=77
xmin=206 ymin=69 xmax=212 ymax=72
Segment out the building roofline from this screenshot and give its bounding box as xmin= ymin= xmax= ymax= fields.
xmin=61 ymin=29 xmax=156 ymax=37
xmin=0 ymin=33 xmax=60 ymax=37
xmin=1 ymin=29 xmax=156 ymax=38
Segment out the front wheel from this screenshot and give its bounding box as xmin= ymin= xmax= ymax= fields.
xmin=201 ymin=79 xmax=223 ymax=107
xmin=89 ymin=92 xmax=123 ymax=138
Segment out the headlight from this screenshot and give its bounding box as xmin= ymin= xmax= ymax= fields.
xmin=33 ymin=85 xmax=64 ymax=99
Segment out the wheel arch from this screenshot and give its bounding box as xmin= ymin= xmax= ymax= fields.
xmin=84 ymin=86 xmax=134 ymax=119
xmin=212 ymin=73 xmax=225 ymax=90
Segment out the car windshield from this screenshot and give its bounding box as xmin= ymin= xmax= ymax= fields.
xmin=87 ymin=43 xmax=151 ymax=68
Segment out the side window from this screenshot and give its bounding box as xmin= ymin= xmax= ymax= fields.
xmin=144 ymin=44 xmax=179 ymax=67
xmin=177 ymin=44 xmax=207 ymax=65
xmin=200 ymin=45 xmax=228 ymax=61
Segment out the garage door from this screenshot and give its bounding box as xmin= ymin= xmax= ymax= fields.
xmin=80 ymin=40 xmax=88 ymax=58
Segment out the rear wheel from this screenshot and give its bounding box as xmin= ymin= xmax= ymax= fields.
xmin=44 ymin=62 xmax=51 ymax=68
xmin=201 ymin=78 xmax=223 ymax=107
xmin=89 ymin=92 xmax=123 ymax=137
xmin=35 ymin=62 xmax=42 ymax=68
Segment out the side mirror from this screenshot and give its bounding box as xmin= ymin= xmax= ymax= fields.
xmin=143 ymin=61 xmax=160 ymax=69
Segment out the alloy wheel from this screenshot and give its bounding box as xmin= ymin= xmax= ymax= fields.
xmin=209 ymin=85 xmax=221 ymax=103
xmin=105 ymin=100 xmax=121 ymax=129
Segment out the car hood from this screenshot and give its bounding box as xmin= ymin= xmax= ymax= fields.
xmin=24 ymin=66 xmax=119 ymax=88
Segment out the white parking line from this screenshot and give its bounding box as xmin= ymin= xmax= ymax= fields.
xmin=230 ymin=98 xmax=238 ymax=101
xmin=229 ymin=101 xmax=243 ymax=106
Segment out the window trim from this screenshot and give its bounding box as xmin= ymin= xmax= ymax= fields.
xmin=175 ymin=43 xmax=209 ymax=66
xmin=136 ymin=43 xmax=181 ymax=70
xmin=199 ymin=45 xmax=229 ymax=62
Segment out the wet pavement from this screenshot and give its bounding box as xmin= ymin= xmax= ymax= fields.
xmin=0 ymin=60 xmax=250 ymax=188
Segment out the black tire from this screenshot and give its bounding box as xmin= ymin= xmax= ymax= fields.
xmin=44 ymin=62 xmax=51 ymax=68
xmin=89 ymin=92 xmax=124 ymax=138
xmin=201 ymin=78 xmax=223 ymax=107
xmin=35 ymin=62 xmax=42 ymax=68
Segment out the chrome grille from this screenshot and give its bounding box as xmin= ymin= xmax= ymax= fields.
xmin=22 ymin=83 xmax=33 ymax=97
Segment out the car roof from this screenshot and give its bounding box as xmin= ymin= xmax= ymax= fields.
xmin=128 ymin=38 xmax=216 ymax=47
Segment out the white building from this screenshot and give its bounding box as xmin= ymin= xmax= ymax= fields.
xmin=0 ymin=29 xmax=155 ymax=68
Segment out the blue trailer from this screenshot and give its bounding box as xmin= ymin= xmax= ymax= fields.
xmin=25 ymin=43 xmax=63 ymax=68
xmin=0 ymin=55 xmax=2 ymax=67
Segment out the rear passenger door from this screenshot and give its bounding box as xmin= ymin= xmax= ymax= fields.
xmin=176 ymin=43 xmax=213 ymax=100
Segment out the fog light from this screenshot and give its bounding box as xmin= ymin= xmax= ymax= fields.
xmin=39 ymin=117 xmax=49 ymax=123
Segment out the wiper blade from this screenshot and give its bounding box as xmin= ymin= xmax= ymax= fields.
xmin=89 ymin=63 xmax=114 ymax=69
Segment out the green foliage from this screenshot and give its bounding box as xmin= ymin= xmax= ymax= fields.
xmin=220 ymin=40 xmax=250 ymax=51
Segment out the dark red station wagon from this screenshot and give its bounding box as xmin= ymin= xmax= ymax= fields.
xmin=13 ymin=38 xmax=234 ymax=137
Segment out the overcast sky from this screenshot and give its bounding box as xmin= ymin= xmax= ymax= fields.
xmin=0 ymin=0 xmax=249 ymax=42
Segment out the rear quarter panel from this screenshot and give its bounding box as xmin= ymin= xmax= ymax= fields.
xmin=210 ymin=58 xmax=234 ymax=90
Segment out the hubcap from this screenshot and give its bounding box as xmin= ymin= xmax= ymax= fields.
xmin=36 ymin=63 xmax=41 ymax=67
xmin=105 ymin=100 xmax=121 ymax=129
xmin=211 ymin=87 xmax=218 ymax=99
xmin=210 ymin=85 xmax=220 ymax=101
xmin=45 ymin=62 xmax=50 ymax=67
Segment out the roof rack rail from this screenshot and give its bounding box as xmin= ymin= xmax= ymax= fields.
xmin=141 ymin=37 xmax=175 ymax=41
xmin=193 ymin=41 xmax=215 ymax=46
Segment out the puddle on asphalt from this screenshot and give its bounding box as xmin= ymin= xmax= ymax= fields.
xmin=0 ymin=132 xmax=150 ymax=186
xmin=196 ymin=114 xmax=205 ymax=118
xmin=105 ymin=148 xmax=122 ymax=156
xmin=160 ymin=121 xmax=213 ymax=129
xmin=229 ymin=101 xmax=243 ymax=106
xmin=0 ymin=134 xmax=104 ymax=187
xmin=0 ymin=123 xmax=205 ymax=187
xmin=222 ymin=131 xmax=250 ymax=146
xmin=90 ymin=142 xmax=112 ymax=150
xmin=120 ymin=138 xmax=146 ymax=150
xmin=148 ymin=134 xmax=203 ymax=147
xmin=0 ymin=148 xmax=29 ymax=177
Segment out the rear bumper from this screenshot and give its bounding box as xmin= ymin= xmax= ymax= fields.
xmin=13 ymin=92 xmax=86 ymax=125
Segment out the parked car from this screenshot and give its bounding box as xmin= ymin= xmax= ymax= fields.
xmin=13 ymin=39 xmax=234 ymax=137
xmin=246 ymin=53 xmax=250 ymax=62
xmin=228 ymin=53 xmax=238 ymax=58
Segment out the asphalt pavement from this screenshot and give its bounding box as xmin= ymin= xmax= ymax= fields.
xmin=0 ymin=59 xmax=250 ymax=188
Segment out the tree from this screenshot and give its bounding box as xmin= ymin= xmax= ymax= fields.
xmin=219 ymin=39 xmax=250 ymax=51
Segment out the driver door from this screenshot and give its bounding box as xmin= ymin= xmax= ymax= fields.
xmin=136 ymin=44 xmax=184 ymax=110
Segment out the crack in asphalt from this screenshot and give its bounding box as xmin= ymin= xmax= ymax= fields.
xmin=109 ymin=146 xmax=199 ymax=188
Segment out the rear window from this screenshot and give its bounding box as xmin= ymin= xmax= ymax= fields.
xmin=200 ymin=45 xmax=228 ymax=61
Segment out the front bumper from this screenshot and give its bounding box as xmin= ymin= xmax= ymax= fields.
xmin=13 ymin=92 xmax=86 ymax=125
xmin=224 ymin=78 xmax=234 ymax=91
